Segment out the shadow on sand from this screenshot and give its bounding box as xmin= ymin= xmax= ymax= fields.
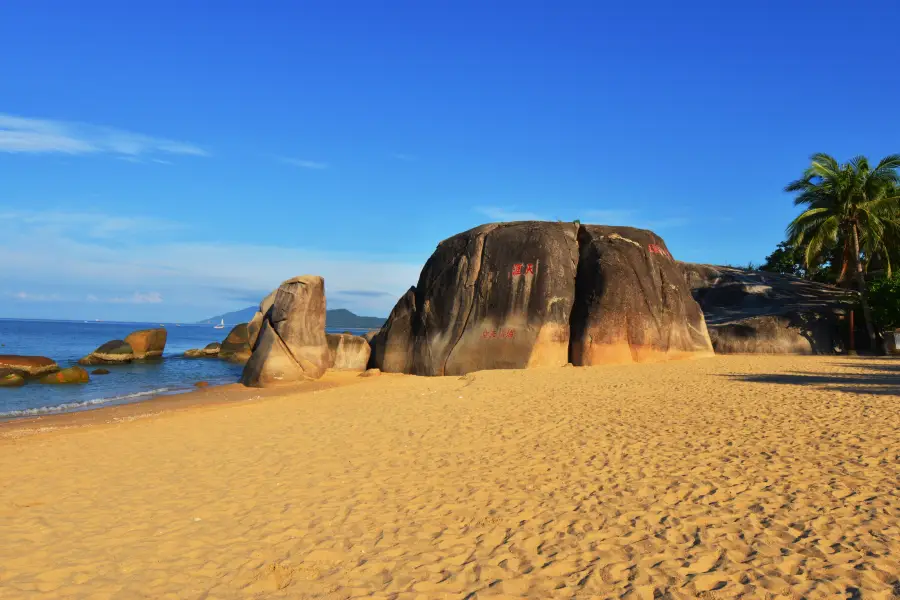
xmin=724 ymin=358 xmax=900 ymax=396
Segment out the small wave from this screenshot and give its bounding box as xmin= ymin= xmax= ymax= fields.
xmin=0 ymin=388 xmax=176 ymax=419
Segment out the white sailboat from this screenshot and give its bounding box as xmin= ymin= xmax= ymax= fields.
xmin=213 ymin=318 xmax=225 ymax=329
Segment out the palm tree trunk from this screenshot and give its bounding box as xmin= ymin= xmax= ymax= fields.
xmin=837 ymin=237 xmax=851 ymax=286
xmin=852 ymin=222 xmax=877 ymax=351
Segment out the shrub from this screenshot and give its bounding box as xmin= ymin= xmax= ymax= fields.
xmin=868 ymin=275 xmax=900 ymax=330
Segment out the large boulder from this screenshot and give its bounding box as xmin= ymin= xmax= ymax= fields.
xmin=0 ymin=369 xmax=25 ymax=387
xmin=219 ymin=324 xmax=253 ymax=363
xmin=0 ymin=355 xmax=60 ymax=378
xmin=79 ymin=340 xmax=134 ymax=365
xmin=326 ymin=333 xmax=371 ymax=371
xmin=371 ymin=221 xmax=712 ymax=376
xmin=680 ymin=263 xmax=856 ymax=354
xmin=241 ymin=276 xmax=330 ymax=387
xmin=124 ymin=328 xmax=167 ymax=359
xmin=569 ymin=226 xmax=713 ymax=365
xmin=40 ymin=366 xmax=90 ymax=385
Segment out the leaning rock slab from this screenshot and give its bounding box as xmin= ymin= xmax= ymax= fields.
xmin=124 ymin=328 xmax=167 ymax=359
xmin=248 ymin=290 xmax=277 ymax=349
xmin=40 ymin=366 xmax=90 ymax=384
xmin=78 ymin=340 xmax=134 ymax=365
xmin=326 ymin=333 xmax=371 ymax=371
xmin=0 ymin=355 xmax=60 ymax=378
xmin=241 ymin=276 xmax=330 ymax=387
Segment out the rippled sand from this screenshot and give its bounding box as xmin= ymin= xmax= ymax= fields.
xmin=1 ymin=356 xmax=898 ymax=599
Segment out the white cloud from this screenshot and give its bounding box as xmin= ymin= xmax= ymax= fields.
xmin=279 ymin=157 xmax=329 ymax=170
xmin=0 ymin=208 xmax=422 ymax=318
xmin=0 ymin=114 xmax=208 ymax=158
xmin=109 ymin=292 xmax=163 ymax=304
xmin=475 ymin=206 xmax=546 ymax=222
xmin=0 ymin=209 xmax=181 ymax=239
xmin=5 ymin=291 xmax=62 ymax=302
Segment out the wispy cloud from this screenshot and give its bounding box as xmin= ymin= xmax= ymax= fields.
xmin=0 ymin=207 xmax=422 ymax=319
xmin=475 ymin=206 xmax=546 ymax=222
xmin=5 ymin=291 xmax=62 ymax=302
xmin=0 ymin=113 xmax=208 ymax=158
xmin=278 ymin=156 xmax=329 ymax=170
xmin=108 ymin=292 xmax=163 ymax=304
xmin=0 ymin=209 xmax=181 ymax=239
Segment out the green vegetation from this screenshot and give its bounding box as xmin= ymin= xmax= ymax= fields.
xmin=869 ymin=275 xmax=900 ymax=330
xmin=761 ymin=153 xmax=900 ymax=348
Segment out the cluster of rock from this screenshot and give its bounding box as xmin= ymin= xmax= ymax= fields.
xmin=79 ymin=328 xmax=167 ymax=365
xmin=679 ymin=263 xmax=858 ymax=354
xmin=0 ymin=356 xmax=91 ymax=387
xmin=183 ymin=322 xmax=256 ymax=364
xmin=235 ymin=222 xmax=717 ymax=386
xmin=1 ymin=328 xmax=170 ymax=388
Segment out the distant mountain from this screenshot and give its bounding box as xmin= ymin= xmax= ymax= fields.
xmin=199 ymin=306 xmax=385 ymax=329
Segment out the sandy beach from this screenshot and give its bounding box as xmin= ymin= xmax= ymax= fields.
xmin=0 ymin=356 xmax=897 ymax=599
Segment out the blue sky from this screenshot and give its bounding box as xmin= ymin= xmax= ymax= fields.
xmin=2 ymin=0 xmax=899 ymax=322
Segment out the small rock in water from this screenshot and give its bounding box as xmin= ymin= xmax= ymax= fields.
xmin=0 ymin=369 xmax=25 ymax=387
xmin=40 ymin=366 xmax=90 ymax=385
xmin=195 ymin=381 xmax=210 ymax=388
xmin=359 ymin=368 xmax=381 ymax=378
xmin=92 ymin=368 xmax=111 ymax=375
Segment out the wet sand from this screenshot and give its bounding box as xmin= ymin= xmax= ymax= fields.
xmin=0 ymin=356 xmax=897 ymax=599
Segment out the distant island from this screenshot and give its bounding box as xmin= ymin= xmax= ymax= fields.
xmin=198 ymin=307 xmax=385 ymax=329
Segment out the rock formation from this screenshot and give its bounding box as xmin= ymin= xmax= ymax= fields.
xmin=184 ymin=342 xmax=222 ymax=358
xmin=219 ymin=324 xmax=253 ymax=363
xmin=680 ymin=263 xmax=856 ymax=354
xmin=326 ymin=333 xmax=371 ymax=371
xmin=0 ymin=355 xmax=60 ymax=378
xmin=40 ymin=366 xmax=90 ymax=384
xmin=124 ymin=328 xmax=167 ymax=359
xmin=370 ymin=221 xmax=713 ymax=375
xmin=241 ymin=276 xmax=330 ymax=387
xmin=78 ymin=340 xmax=134 ymax=365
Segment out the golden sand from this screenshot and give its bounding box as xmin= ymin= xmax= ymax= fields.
xmin=0 ymin=356 xmax=897 ymax=599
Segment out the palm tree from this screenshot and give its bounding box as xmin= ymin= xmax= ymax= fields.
xmin=786 ymin=153 xmax=900 ymax=350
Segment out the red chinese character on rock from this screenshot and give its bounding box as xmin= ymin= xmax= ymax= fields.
xmin=482 ymin=330 xmax=490 ymax=339
xmin=512 ymin=263 xmax=523 ymax=276
xmin=525 ymin=263 xmax=535 ymax=275
xmin=491 ymin=329 xmax=498 ymax=338
xmin=507 ymin=329 xmax=515 ymax=338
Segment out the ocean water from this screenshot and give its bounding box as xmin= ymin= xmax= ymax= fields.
xmin=0 ymin=319 xmax=371 ymax=419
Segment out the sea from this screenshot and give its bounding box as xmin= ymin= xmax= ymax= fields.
xmin=0 ymin=319 xmax=371 ymax=419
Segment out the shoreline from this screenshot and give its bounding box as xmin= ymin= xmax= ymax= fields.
xmin=0 ymin=371 xmax=372 ymax=438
